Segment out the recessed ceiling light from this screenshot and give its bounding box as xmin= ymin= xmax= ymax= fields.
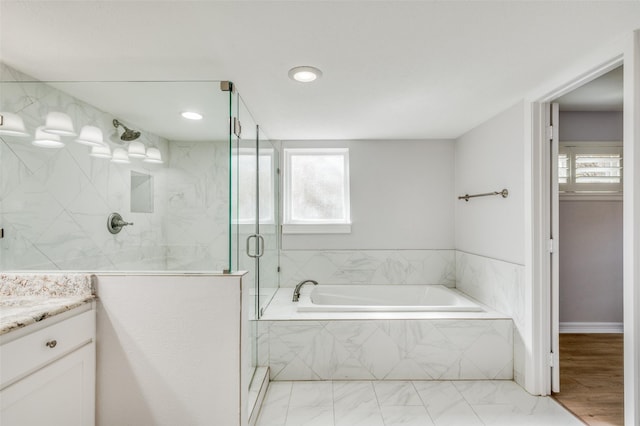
xmin=288 ymin=66 xmax=322 ymax=83
xmin=181 ymin=111 xmax=203 ymax=120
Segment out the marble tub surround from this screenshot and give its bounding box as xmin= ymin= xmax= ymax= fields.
xmin=455 ymin=251 xmax=526 ymax=384
xmin=279 ymin=249 xmax=455 ymax=288
xmin=264 ymin=318 xmax=513 ymax=381
xmin=0 ymin=273 xmax=95 ymax=334
xmin=455 ymin=251 xmax=525 ymax=329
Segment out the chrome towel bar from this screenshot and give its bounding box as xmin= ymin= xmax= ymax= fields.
xmin=458 ymin=189 xmax=509 ymax=202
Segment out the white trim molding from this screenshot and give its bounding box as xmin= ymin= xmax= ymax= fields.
xmin=623 ymin=29 xmax=640 ymax=426
xmin=527 ymin=52 xmax=627 ymax=398
xmin=560 ymin=322 xmax=623 ymax=334
xmin=282 ymin=147 xmax=351 ymax=228
xmin=281 ymin=223 xmax=351 ymax=234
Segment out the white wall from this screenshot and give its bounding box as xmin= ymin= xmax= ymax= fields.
xmin=278 ymin=139 xmax=455 ymax=287
xmin=455 ymin=101 xmax=525 ymax=265
xmin=559 ymin=111 xmax=623 ymax=141
xmin=95 ymin=274 xmax=247 ymax=426
xmin=453 ymin=101 xmax=527 ymax=387
xmin=281 ymin=139 xmax=455 ymax=250
xmin=558 ymin=111 xmax=623 ymax=326
xmin=559 ymin=200 xmax=623 ymax=324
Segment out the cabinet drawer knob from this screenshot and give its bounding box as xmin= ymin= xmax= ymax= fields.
xmin=45 ymin=340 xmax=57 ymax=348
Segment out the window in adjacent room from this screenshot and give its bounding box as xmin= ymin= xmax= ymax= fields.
xmin=283 ymin=148 xmax=351 ymax=233
xmin=559 ymin=141 xmax=623 ymax=197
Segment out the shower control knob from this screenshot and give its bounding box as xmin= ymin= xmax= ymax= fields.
xmin=107 ymin=212 xmax=134 ymax=234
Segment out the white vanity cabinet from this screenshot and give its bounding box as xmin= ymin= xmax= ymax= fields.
xmin=0 ymin=304 xmax=96 ymax=426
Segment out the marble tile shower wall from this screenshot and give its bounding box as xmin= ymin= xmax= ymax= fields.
xmin=279 ymin=250 xmax=456 ymax=287
xmin=0 ymin=65 xmax=229 ymax=271
xmin=164 ymin=141 xmax=229 ymax=271
xmin=0 ymin=67 xmax=167 ymax=270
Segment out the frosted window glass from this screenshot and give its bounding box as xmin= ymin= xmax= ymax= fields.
xmin=290 ymin=154 xmax=345 ymax=221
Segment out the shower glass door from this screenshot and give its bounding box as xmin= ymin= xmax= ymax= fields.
xmin=231 ymin=94 xmax=259 ymax=397
xmin=257 ymin=127 xmax=279 ymax=315
xmin=230 ymin=93 xmax=279 ymax=418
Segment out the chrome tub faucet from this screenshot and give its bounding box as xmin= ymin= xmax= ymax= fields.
xmin=292 ymin=280 xmax=318 ymax=302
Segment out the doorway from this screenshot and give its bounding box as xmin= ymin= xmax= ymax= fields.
xmin=549 ymin=66 xmax=625 ymax=425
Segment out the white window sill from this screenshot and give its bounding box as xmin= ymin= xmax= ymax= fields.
xmin=559 ymin=192 xmax=623 ymax=201
xmin=282 ymin=223 xmax=352 ymax=234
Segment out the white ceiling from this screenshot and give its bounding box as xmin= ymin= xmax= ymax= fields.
xmin=1 ymin=1 xmax=639 ymax=141
xmin=555 ymin=66 xmax=623 ymax=111
xmin=48 ymin=81 xmax=234 ymax=142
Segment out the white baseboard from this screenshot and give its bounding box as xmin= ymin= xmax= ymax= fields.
xmin=559 ymin=321 xmax=623 ymax=333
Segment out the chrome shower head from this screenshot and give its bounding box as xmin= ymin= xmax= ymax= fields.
xmin=113 ymin=119 xmax=141 ymax=141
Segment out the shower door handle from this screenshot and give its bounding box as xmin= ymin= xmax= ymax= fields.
xmin=246 ymin=234 xmax=258 ymax=258
xmin=245 ymin=234 xmax=265 ymax=258
xmin=256 ymin=234 xmax=265 ymax=258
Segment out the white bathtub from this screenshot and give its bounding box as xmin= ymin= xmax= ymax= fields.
xmin=296 ymin=284 xmax=484 ymax=312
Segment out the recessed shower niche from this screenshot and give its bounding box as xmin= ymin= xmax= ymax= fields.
xmin=130 ymin=171 xmax=154 ymax=213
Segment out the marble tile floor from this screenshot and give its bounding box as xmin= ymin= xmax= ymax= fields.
xmin=255 ymin=380 xmax=585 ymax=426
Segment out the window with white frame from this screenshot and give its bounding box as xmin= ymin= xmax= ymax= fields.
xmin=559 ymin=141 xmax=623 ymax=196
xmin=283 ymin=148 xmax=351 ymax=233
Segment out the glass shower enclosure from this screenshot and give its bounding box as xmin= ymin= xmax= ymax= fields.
xmin=0 ymin=66 xmax=277 ymax=416
xmin=0 ymin=78 xmax=233 ymax=271
xmin=230 ymin=93 xmax=280 ymax=403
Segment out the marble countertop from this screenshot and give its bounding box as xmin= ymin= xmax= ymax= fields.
xmin=0 ymin=295 xmax=95 ymax=335
xmin=0 ymin=273 xmax=96 ymax=336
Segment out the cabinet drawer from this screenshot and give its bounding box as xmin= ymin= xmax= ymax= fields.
xmin=0 ymin=309 xmax=95 ymax=389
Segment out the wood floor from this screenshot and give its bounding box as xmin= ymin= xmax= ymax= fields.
xmin=553 ymin=333 xmax=624 ymax=426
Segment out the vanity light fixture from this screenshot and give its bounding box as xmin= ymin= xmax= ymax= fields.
xmin=181 ymin=111 xmax=203 ymax=120
xmin=32 ymin=126 xmax=65 ymax=148
xmin=43 ymin=111 xmax=77 ymax=136
xmin=143 ymin=147 xmax=164 ymax=164
xmin=128 ymin=140 xmax=147 ymax=158
xmin=111 ymin=148 xmax=130 ymax=164
xmin=0 ymin=112 xmax=30 ymax=137
xmin=89 ymin=145 xmax=112 ymax=159
xmin=288 ymin=66 xmax=323 ymax=83
xmin=75 ymin=125 xmax=106 ymax=147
